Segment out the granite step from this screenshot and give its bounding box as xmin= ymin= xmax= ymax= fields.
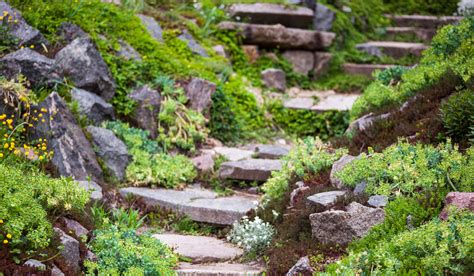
xmin=283 ymin=91 xmax=359 ymax=112
xmin=228 ymin=3 xmax=314 ymax=29
xmin=120 ymin=186 xmax=259 ymax=225
xmin=385 ymin=27 xmax=436 ymax=42
xmin=342 ymin=63 xmax=397 ymax=77
xmin=386 ymin=14 xmax=463 ymax=29
xmin=356 ymin=41 xmax=428 ymax=59
xmin=219 ymin=159 xmax=282 ymax=182
xmin=177 ymin=262 xmax=264 ymax=276
xmin=217 ymin=21 xmax=335 ymax=50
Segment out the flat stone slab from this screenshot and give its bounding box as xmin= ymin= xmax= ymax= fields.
xmin=213 ymin=146 xmax=255 ymax=161
xmin=218 ymin=22 xmax=335 ymax=50
xmin=177 ymin=262 xmax=264 ymax=276
xmin=283 ymin=91 xmax=358 ymax=112
xmin=153 ymin=234 xmax=243 ymax=263
xmin=219 ymin=159 xmax=282 ymax=182
xmin=254 ymin=144 xmax=289 ymax=159
xmin=386 ymin=14 xmax=463 ymax=29
xmin=343 ymin=63 xmax=397 ymax=77
xmin=385 ymin=27 xmax=436 ymax=42
xmin=119 ymin=187 xmax=259 ymax=225
xmin=307 ymin=190 xmax=348 ymax=209
xmin=229 ymin=3 xmax=313 ymax=29
xmin=356 ymin=41 xmax=428 ymax=59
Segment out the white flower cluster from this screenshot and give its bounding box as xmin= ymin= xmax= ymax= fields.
xmin=458 ymin=0 xmax=474 ymax=15
xmin=227 ymin=216 xmax=275 ymax=254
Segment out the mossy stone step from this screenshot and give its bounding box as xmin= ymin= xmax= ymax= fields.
xmin=176 ymin=262 xmax=264 ymax=276
xmin=282 ymin=91 xmax=359 ymax=112
xmin=219 ymin=159 xmax=282 ymax=182
xmin=356 ymin=41 xmax=427 ymax=59
xmin=342 ymin=63 xmax=397 ymax=77
xmin=385 ymin=27 xmax=436 ymax=42
xmin=386 ymin=14 xmax=463 ymax=29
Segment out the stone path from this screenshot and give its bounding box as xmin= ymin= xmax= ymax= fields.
xmin=219 ymin=159 xmax=282 ymax=182
xmin=177 ymin=263 xmax=264 ymax=276
xmin=283 ymin=90 xmax=359 ymax=112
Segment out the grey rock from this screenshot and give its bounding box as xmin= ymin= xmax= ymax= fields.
xmin=85 ymin=250 xmax=98 ymax=262
xmin=346 ymin=112 xmax=390 ymax=133
xmin=24 ymin=259 xmax=46 ymax=270
xmin=219 ymin=159 xmax=282 ymax=182
xmin=229 ymin=3 xmax=314 ymax=29
xmin=247 ymin=187 xmax=259 ymax=194
xmin=330 ymin=155 xmax=356 ymax=189
xmin=71 ymin=88 xmax=115 ymax=125
xmin=440 ymin=192 xmax=474 ymax=220
xmin=57 ymin=22 xmax=88 ymax=44
xmin=77 ymin=180 xmax=103 ymax=201
xmin=0 ymin=1 xmax=48 ymax=46
xmin=185 ymin=78 xmax=216 ymax=113
xmin=218 ymin=22 xmax=335 ymax=50
xmin=153 ymin=234 xmax=243 ymax=263
xmin=368 ymin=195 xmax=388 ymax=208
xmin=354 ymin=181 xmax=367 ymax=195
xmin=213 ymin=146 xmax=254 ymax=161
xmin=63 ymin=218 xmax=89 ymax=238
xmin=55 ymin=37 xmax=116 ymax=101
xmin=356 ymin=41 xmax=427 ymax=59
xmin=51 ymin=265 xmax=65 ymax=276
xmin=117 ymin=40 xmax=141 ymax=61
xmin=314 ymin=3 xmax=335 ymax=31
xmin=283 ymin=97 xmax=315 ymax=110
xmin=178 ymin=30 xmax=208 ymax=57
xmin=120 ymin=186 xmax=259 ymax=225
xmin=343 ymin=63 xmax=396 ymax=78
xmin=54 ymin=228 xmax=81 ymax=275
xmin=307 ymin=190 xmax=348 ymax=209
xmin=0 ymin=48 xmax=57 ymax=86
xmin=137 ymin=14 xmax=163 ymax=42
xmin=261 ymin=68 xmax=286 ymax=91
xmin=86 ymin=126 xmax=130 ymax=181
xmin=311 ymin=93 xmax=359 ymax=112
xmin=386 ymin=14 xmax=462 ymax=29
xmin=309 ymin=202 xmax=385 ymax=245
xmin=282 ymin=50 xmax=314 ymax=75
xmin=290 ymin=181 xmax=310 ymax=208
xmin=127 ymin=85 xmax=161 ymax=139
xmin=313 ymin=51 xmax=332 ymax=77
xmin=177 ymin=262 xmax=264 ymax=275
xmin=35 ymin=93 xmax=103 ymax=182
xmin=191 ymin=153 xmax=215 ymax=173
xmin=385 ymin=27 xmax=436 ymax=42
xmin=356 ymin=43 xmax=384 ymax=58
xmin=286 ymin=256 xmax=314 ymax=276
xmin=212 ymin=45 xmax=227 ymax=58
xmin=254 ymin=144 xmax=289 ymax=159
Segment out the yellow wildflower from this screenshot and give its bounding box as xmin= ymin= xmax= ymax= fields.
xmin=6 ymin=234 xmax=11 ymax=239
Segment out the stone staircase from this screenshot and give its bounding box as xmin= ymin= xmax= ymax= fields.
xmin=343 ymin=14 xmax=463 ymax=77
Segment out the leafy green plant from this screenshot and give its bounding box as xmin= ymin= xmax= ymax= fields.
xmin=441 ymin=89 xmax=474 ymax=143
xmin=209 ymin=85 xmax=243 ymax=143
xmin=375 ymin=66 xmax=409 ymax=86
xmin=111 ymin=208 xmax=146 ymax=230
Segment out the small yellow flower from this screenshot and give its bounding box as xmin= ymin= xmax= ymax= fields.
xmin=4 ymin=143 xmax=9 ymax=149
xmin=0 ymin=153 xmax=3 ymax=158
xmin=30 ymin=45 xmax=34 ymax=49
xmin=39 ymin=156 xmax=44 ymax=161
xmin=0 ymin=219 xmax=3 ymax=224
xmin=6 ymin=234 xmax=11 ymax=239
xmin=3 ymin=240 xmax=8 ymax=244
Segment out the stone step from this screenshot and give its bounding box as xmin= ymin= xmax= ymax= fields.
xmin=219 ymin=159 xmax=282 ymax=182
xmin=356 ymin=41 xmax=427 ymax=59
xmin=342 ymin=63 xmax=397 ymax=77
xmin=228 ymin=3 xmax=314 ymax=29
xmin=213 ymin=146 xmax=255 ymax=161
xmin=217 ymin=21 xmax=335 ymax=50
xmin=120 ymin=186 xmax=259 ymax=225
xmin=385 ymin=27 xmax=436 ymax=42
xmin=153 ymin=234 xmax=243 ymax=263
xmin=283 ymin=91 xmax=359 ymax=112
xmin=177 ymin=262 xmax=264 ymax=276
xmin=386 ymin=14 xmax=463 ymax=29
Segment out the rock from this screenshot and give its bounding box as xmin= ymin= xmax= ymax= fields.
xmin=137 ymin=14 xmax=163 ymax=42
xmin=290 ymin=181 xmax=310 ymax=208
xmin=117 ymin=40 xmax=141 ymax=61
xmin=385 ymin=27 xmax=436 ymax=42
xmin=218 ymin=22 xmax=335 ymax=50
xmin=261 ymin=68 xmax=286 ymax=91
xmin=185 ymin=78 xmax=216 ymax=113
xmin=282 ymin=50 xmax=314 ymax=75
xmin=0 ymin=1 xmax=48 ymax=46
xmin=286 ymin=256 xmax=314 ymax=276
xmin=24 ymin=259 xmax=46 ymax=270
xmin=440 ymin=192 xmax=474 ymax=220
xmin=356 ymin=41 xmax=427 ymax=59
xmin=356 ymin=43 xmax=383 ymax=58
xmin=306 ymin=190 xmax=348 ymax=209
xmin=346 ymin=112 xmax=390 ymax=133
xmin=386 ymin=14 xmax=463 ymax=29
xmin=353 ymin=181 xmax=367 ymax=195
xmin=314 ymin=3 xmax=335 ymax=31
xmin=120 ymin=186 xmax=259 ymax=225
xmin=127 ymin=85 xmax=161 ymax=139
xmin=242 ymin=45 xmax=259 ymax=63
xmin=56 ymin=22 xmax=88 ymax=44
xmin=310 ymin=202 xmax=385 ymax=245
xmin=35 ymin=93 xmax=103 ymax=182
xmin=313 ymin=51 xmax=332 ymax=77
xmin=228 ymin=3 xmax=314 ymax=29
xmin=254 ymin=144 xmax=289 ymax=159
xmin=330 ymin=155 xmax=356 ymax=189
xmin=247 ymin=187 xmax=259 ymax=194
xmin=213 ymin=146 xmax=254 ymax=161
xmin=219 ymin=159 xmax=282 ymax=182
xmin=63 ymin=218 xmax=89 ymax=238
xmin=212 ymin=45 xmax=227 ymax=58
xmin=55 ymin=37 xmax=116 ymax=101
xmin=177 ymin=262 xmax=264 ymax=276
xmin=51 ymin=265 xmax=65 ymax=276
xmin=311 ymin=93 xmax=359 ymax=112
xmin=77 ymin=180 xmax=103 ymax=201
xmin=85 ymin=250 xmax=98 ymax=262
xmin=86 ymin=126 xmax=130 ymax=181
xmin=178 ymin=30 xmax=208 ymax=57
xmin=153 ymin=234 xmax=243 ymax=263
xmin=368 ymin=195 xmax=388 ymax=208
xmin=283 ymin=97 xmax=314 ymax=110
xmin=53 ymin=228 xmax=81 ymax=275
xmin=71 ymin=88 xmax=115 ymax=125
xmin=0 ymin=48 xmax=57 ymax=86
xmin=191 ymin=153 xmax=215 ymax=173
xmin=343 ymin=63 xmax=396 ymax=78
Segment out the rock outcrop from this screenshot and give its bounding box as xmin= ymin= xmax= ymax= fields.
xmin=184 ymin=78 xmax=216 ymax=113
xmin=71 ymin=88 xmax=115 ymax=125
xmin=127 ymin=85 xmax=161 ymax=139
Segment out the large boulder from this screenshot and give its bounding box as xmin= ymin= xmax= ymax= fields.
xmin=184 ymin=78 xmax=216 ymax=113
xmin=56 ymin=22 xmax=88 ymax=44
xmin=71 ymin=88 xmax=115 ymax=125
xmin=314 ymin=3 xmax=336 ymax=31
xmin=178 ymin=30 xmax=209 ymax=57
xmin=35 ymin=92 xmax=103 ymax=182
xmin=137 ymin=14 xmax=163 ymax=43
xmin=55 ymin=37 xmax=116 ymax=101
xmin=86 ymin=126 xmax=130 ymax=182
xmin=330 ymin=155 xmax=356 ymax=189
xmin=127 ymin=85 xmax=161 ymax=139
xmin=309 ymin=202 xmax=385 ymax=245
xmin=440 ymin=192 xmax=474 ymax=220
xmin=0 ymin=48 xmax=57 ymax=86
xmin=53 ymin=228 xmax=81 ymax=275
xmin=261 ymin=68 xmax=286 ymax=91
xmin=0 ymin=1 xmax=48 ymax=46
xmin=282 ymin=50 xmax=314 ymax=75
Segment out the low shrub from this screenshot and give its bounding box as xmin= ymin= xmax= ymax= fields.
xmin=209 ymin=85 xmax=243 ymax=143
xmin=375 ymin=66 xmax=409 ymax=85
xmin=441 ymin=89 xmax=474 ymax=143
xmin=227 ymin=216 xmax=275 ymax=256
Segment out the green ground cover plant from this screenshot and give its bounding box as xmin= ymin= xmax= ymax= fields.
xmin=441 ymin=89 xmax=474 ymax=143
